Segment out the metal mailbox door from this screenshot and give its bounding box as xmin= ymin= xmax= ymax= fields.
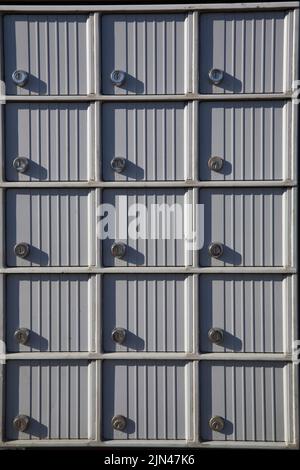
xmin=0 ymin=3 xmax=298 ymax=450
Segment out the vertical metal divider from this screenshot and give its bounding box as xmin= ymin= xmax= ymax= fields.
xmin=191 ymin=10 xmax=199 ymax=445
xmin=0 ymin=13 xmax=5 ymax=446
xmin=290 ymin=6 xmax=299 ymax=448
xmin=93 ymin=12 xmax=102 ymax=444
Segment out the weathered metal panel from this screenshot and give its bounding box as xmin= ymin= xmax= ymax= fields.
xmin=6 ymin=189 xmax=94 ymax=266
xmin=200 ymin=188 xmax=288 ymax=267
xmin=102 ymin=189 xmax=190 ymax=267
xmin=199 ymin=11 xmax=292 ymax=94
xmin=199 ymin=274 xmax=290 ymax=353
xmin=6 ymin=360 xmax=95 ymax=440
xmin=4 ymin=15 xmax=89 ymax=95
xmin=199 ymin=101 xmax=289 ymax=181
xmin=103 ymin=274 xmax=193 ymax=352
xmin=102 ymin=102 xmax=189 ymax=181
xmin=102 ymin=361 xmax=192 ymax=440
xmin=200 ymin=361 xmax=290 ymax=442
xmin=5 ymin=103 xmax=91 ymax=182
xmin=102 ymin=14 xmax=187 ymax=95
xmin=6 ymin=274 xmax=94 ymax=352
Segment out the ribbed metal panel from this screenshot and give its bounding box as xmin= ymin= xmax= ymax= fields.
xmin=103 ymin=361 xmax=191 ymax=440
xmin=103 ymin=274 xmax=193 ymax=352
xmin=6 ymin=189 xmax=94 ymax=267
xmin=4 ymin=15 xmax=89 ymax=95
xmin=200 ymin=189 xmax=288 ymax=267
xmin=200 ymin=362 xmax=290 ymax=442
xmin=199 ymin=11 xmax=292 ymax=94
xmin=102 ymin=14 xmax=187 ymax=94
xmin=200 ymin=274 xmax=290 ymax=353
xmin=102 ymin=189 xmax=189 ymax=267
xmin=6 ymin=274 xmax=94 ymax=352
xmin=6 ymin=360 xmax=95 ymax=440
xmin=199 ymin=101 xmax=289 ymax=181
xmin=102 ymin=102 xmax=189 ymax=181
xmin=5 ymin=104 xmax=91 ymax=182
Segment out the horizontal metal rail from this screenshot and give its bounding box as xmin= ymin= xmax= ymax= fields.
xmin=4 ymin=352 xmax=292 ymax=361
xmin=0 ymin=267 xmax=296 ymax=275
xmin=0 ymin=92 xmax=293 ymax=102
xmin=0 ymin=2 xmax=298 ymax=13
xmin=0 ymin=180 xmax=296 ymax=189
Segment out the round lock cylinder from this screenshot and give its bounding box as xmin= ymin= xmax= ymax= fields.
xmin=111 ymin=157 xmax=126 ymax=173
xmin=208 ymin=156 xmax=224 ymax=172
xmin=13 ymin=157 xmax=30 ymax=173
xmin=112 ymin=327 xmax=126 ymax=344
xmin=111 ymin=242 xmax=126 ymax=259
xmin=112 ymin=415 xmax=127 ymax=431
xmin=14 ymin=328 xmax=30 ymax=345
xmin=110 ymin=70 xmax=126 ymax=87
xmin=208 ymin=68 xmax=224 ymax=85
xmin=14 ymin=242 xmax=30 ymax=259
xmin=209 ymin=416 xmax=225 ymax=433
xmin=208 ymin=242 xmax=223 ymax=259
xmin=12 ymin=70 xmax=29 ymax=87
xmin=208 ymin=328 xmax=224 ymax=345
xmin=13 ymin=414 xmax=30 ymax=432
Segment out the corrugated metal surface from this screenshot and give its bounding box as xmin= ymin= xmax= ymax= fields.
xmin=6 ymin=189 xmax=94 ymax=267
xmin=199 ymin=11 xmax=292 ymax=94
xmin=103 ymin=274 xmax=193 ymax=352
xmin=6 ymin=274 xmax=94 ymax=352
xmin=102 ymin=361 xmax=192 ymax=440
xmin=4 ymin=15 xmax=89 ymax=95
xmin=102 ymin=189 xmax=190 ymax=267
xmin=200 ymin=361 xmax=290 ymax=442
xmin=199 ymin=101 xmax=289 ymax=181
xmin=5 ymin=103 xmax=91 ymax=182
xmin=199 ymin=275 xmax=290 ymax=353
xmin=6 ymin=360 xmax=95 ymax=440
xmin=102 ymin=14 xmax=187 ymax=94
xmin=200 ymin=188 xmax=288 ymax=267
xmin=102 ymin=102 xmax=189 ymax=181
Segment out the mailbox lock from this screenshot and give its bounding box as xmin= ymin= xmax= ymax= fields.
xmin=111 ymin=157 xmax=126 ymax=173
xmin=208 ymin=68 xmax=224 ymax=85
xmin=112 ymin=414 xmax=127 ymax=431
xmin=208 ymin=156 xmax=224 ymax=172
xmin=208 ymin=328 xmax=224 ymax=345
xmin=209 ymin=416 xmax=225 ymax=432
xmin=14 ymin=243 xmax=30 ymax=259
xmin=13 ymin=414 xmax=30 ymax=432
xmin=112 ymin=327 xmax=126 ymax=344
xmin=208 ymin=242 xmax=223 ymax=259
xmin=12 ymin=70 xmax=29 ymax=87
xmin=111 ymin=242 xmax=126 ymax=259
xmin=110 ymin=70 xmax=126 ymax=87
xmin=13 ymin=157 xmax=30 ymax=173
xmin=14 ymin=328 xmax=30 ymax=345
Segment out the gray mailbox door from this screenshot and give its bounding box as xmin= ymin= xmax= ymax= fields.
xmin=0 ymin=2 xmax=298 ymax=449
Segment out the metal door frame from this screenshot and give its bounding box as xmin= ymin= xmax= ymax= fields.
xmin=0 ymin=2 xmax=298 ymax=449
